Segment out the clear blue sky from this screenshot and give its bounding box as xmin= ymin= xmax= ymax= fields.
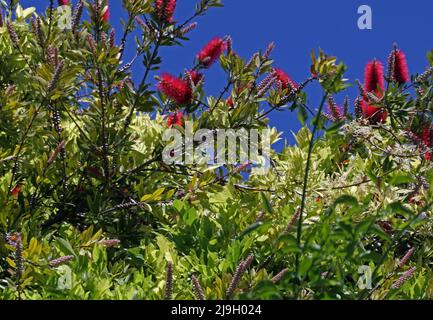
xmin=20 ymin=0 xmax=433 ymax=147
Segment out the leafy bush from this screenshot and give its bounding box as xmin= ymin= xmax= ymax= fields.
xmin=1 ymin=0 xmax=433 ymax=300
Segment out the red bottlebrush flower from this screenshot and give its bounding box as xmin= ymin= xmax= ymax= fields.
xmin=393 ymin=49 xmax=410 ymax=84
xmin=11 ymin=185 xmax=21 ymax=196
xmin=166 ymin=112 xmax=184 ymax=128
xmin=408 ymin=127 xmax=433 ymax=161
xmin=155 ymin=0 xmax=176 ymax=23
xmin=364 ymin=60 xmax=385 ymax=94
xmin=101 ymin=4 xmax=110 ymax=23
xmin=58 ymin=0 xmax=70 ymax=5
xmin=197 ymin=37 xmax=227 ymax=68
xmin=157 ymin=73 xmax=192 ymax=105
xmin=274 ymin=68 xmax=298 ymax=91
xmin=187 ymin=70 xmax=203 ymax=86
xmin=226 ymin=83 xmax=252 ymax=109
xmin=361 ymin=101 xmax=388 ymax=124
xmin=422 ymin=127 xmax=432 ymax=161
xmin=422 ymin=127 xmax=432 ymax=146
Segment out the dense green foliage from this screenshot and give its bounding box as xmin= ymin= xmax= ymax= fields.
xmin=1 ymin=0 xmax=433 ymax=300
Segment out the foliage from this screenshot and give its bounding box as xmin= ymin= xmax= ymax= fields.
xmin=1 ymin=0 xmax=433 ymax=300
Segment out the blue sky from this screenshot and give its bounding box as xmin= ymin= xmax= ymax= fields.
xmin=19 ymin=0 xmax=433 ymax=147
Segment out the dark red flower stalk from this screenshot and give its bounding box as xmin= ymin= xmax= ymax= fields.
xmin=197 ymin=37 xmax=227 ymax=68
xmin=101 ymin=3 xmax=110 ymax=23
xmin=155 ymin=0 xmax=176 ymax=23
xmin=361 ymin=101 xmax=388 ymax=124
xmin=393 ymin=49 xmax=410 ymax=84
xmin=274 ymin=68 xmax=298 ymax=91
xmin=167 ymin=112 xmax=184 ymax=128
xmin=58 ymin=0 xmax=70 ymax=6
xmin=157 ymin=73 xmax=192 ymax=105
xmin=408 ymin=127 xmax=433 ymax=161
xmin=364 ymin=60 xmax=385 ymax=95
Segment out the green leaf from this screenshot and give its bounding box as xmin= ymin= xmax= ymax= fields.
xmin=260 ymin=192 xmax=274 ymax=215
xmin=334 ymin=195 xmax=359 ymax=207
xmin=56 ymin=238 xmax=76 ymax=257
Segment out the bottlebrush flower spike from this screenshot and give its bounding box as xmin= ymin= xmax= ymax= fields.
xmin=58 ymin=0 xmax=70 ymax=5
xmin=226 ymin=96 xmax=234 ymax=108
xmin=72 ymin=0 xmax=84 ymax=34
xmin=410 ymin=127 xmax=433 ymax=161
xmin=11 ymin=185 xmax=21 ymax=197
xmin=325 ymin=95 xmax=345 ymax=121
xmin=364 ymin=60 xmax=385 ymax=94
xmin=191 ymin=275 xmax=206 ymax=300
xmin=101 ymin=3 xmax=110 ymax=23
xmin=391 ymin=267 xmax=416 ymax=290
xmin=166 ymin=112 xmax=184 ymax=128
xmin=361 ymin=101 xmax=388 ymax=124
xmin=393 ymin=49 xmax=410 ymax=84
xmin=6 ymin=21 xmax=19 ymax=49
xmin=181 ymin=22 xmax=198 ymax=35
xmin=256 ymin=71 xmax=277 ymax=97
xmin=157 ymin=73 xmax=192 ymax=105
xmin=155 ymin=0 xmax=176 ymax=23
xmin=271 ymin=268 xmax=288 ymax=283
xmin=226 ymin=259 xmax=247 ymax=298
xmin=197 ymin=37 xmax=227 ymax=68
xmin=274 ymin=68 xmax=298 ymax=91
xmin=164 ymin=261 xmax=173 ymax=300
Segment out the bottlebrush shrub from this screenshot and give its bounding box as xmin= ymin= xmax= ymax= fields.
xmin=1 ymin=0 xmax=433 ymax=301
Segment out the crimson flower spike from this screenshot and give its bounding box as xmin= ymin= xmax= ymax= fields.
xmin=155 ymin=0 xmax=177 ymax=23
xmin=273 ymin=68 xmax=298 ymax=91
xmin=166 ymin=112 xmax=184 ymax=128
xmin=393 ymin=47 xmax=410 ymax=84
xmin=197 ymin=37 xmax=227 ymax=68
xmin=157 ymin=73 xmax=192 ymax=105
xmin=364 ymin=59 xmax=385 ymax=95
xmin=101 ymin=1 xmax=110 ymax=23
xmin=58 ymin=0 xmax=70 ymax=6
